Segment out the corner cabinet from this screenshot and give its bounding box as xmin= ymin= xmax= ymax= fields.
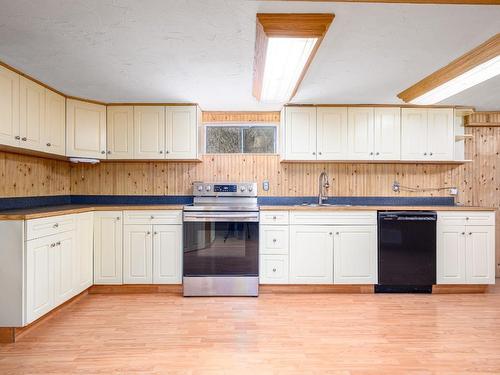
xmin=66 ymin=99 xmax=107 ymax=159
xmin=437 ymin=211 xmax=495 ymax=284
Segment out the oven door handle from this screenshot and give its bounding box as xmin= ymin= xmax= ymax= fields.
xmin=183 ymin=212 xmax=259 ymax=222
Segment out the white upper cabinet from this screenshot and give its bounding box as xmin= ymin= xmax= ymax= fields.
xmin=427 ymin=108 xmax=454 ymax=161
xmin=401 ymin=108 xmax=454 ymax=161
xmin=316 ymin=107 xmax=348 ymax=160
xmin=166 ymin=106 xmax=198 ymax=159
xmin=134 ymin=106 xmax=165 ymax=159
xmin=373 ymin=108 xmax=401 ymax=160
xmin=43 ymin=90 xmax=66 ymax=155
xmin=0 ymin=65 xmax=20 ymax=147
xmin=19 ymin=77 xmax=45 ymax=152
xmin=107 ymin=106 xmax=134 ymax=159
xmin=284 ymin=106 xmax=317 ymax=160
xmin=66 ymin=99 xmax=107 ymax=159
xmin=347 ymin=108 xmax=374 ymax=160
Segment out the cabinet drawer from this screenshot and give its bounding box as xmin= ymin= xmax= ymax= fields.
xmin=260 ymin=225 xmax=289 ymax=255
xmin=260 ymin=255 xmax=289 ymax=284
xmin=26 ymin=215 xmax=75 ymax=240
xmin=123 ymin=210 xmax=182 ymax=225
xmin=438 ymin=211 xmax=495 ymax=226
xmin=260 ymin=211 xmax=289 ymax=225
xmin=290 ymin=211 xmax=377 ymax=225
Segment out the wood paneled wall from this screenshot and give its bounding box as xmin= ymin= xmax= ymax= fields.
xmin=0 ymin=151 xmax=70 ymax=197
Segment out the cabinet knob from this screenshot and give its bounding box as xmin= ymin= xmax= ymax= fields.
xmin=272 ymin=268 xmax=277 ymax=273
xmin=272 ymin=238 xmax=277 ymax=243
xmin=46 ymin=142 xmax=51 ymax=147
xmin=336 ymin=232 xmax=339 ymax=235
xmin=318 ymin=152 xmax=322 ymax=155
xmin=147 ymin=231 xmax=151 ymax=235
xmin=166 ymin=150 xmax=170 ymax=154
xmin=14 ymin=135 xmax=20 ymax=140
xmin=21 ymin=137 xmax=27 ymax=141
xmin=101 ymin=150 xmax=105 ymax=154
xmin=56 ymin=241 xmax=61 ymax=246
xmin=469 ymin=232 xmax=472 ymax=235
xmin=53 ymin=223 xmax=59 ymax=228
xmin=150 ymin=215 xmax=155 ymax=219
xmin=424 ymin=152 xmax=427 ymax=156
xmin=116 ymin=217 xmax=120 ymax=220
xmin=376 ymin=152 xmax=380 ymax=156
xmin=159 ymin=150 xmax=163 ymax=154
xmin=312 ymin=152 xmax=316 ymax=155
xmin=462 ymin=232 xmax=465 ymax=235
xmin=272 ymin=216 xmax=277 ymax=220
xmin=370 ymin=152 xmax=374 ymax=156
xmin=50 ymin=243 xmax=56 ymax=248
xmin=466 ymin=217 xmax=469 ymax=220
xmin=154 ymin=231 xmax=158 ymax=235
xmin=107 ymin=151 xmax=111 ymax=154
xmin=329 ymin=232 xmax=333 ymax=235
xmin=430 ymin=152 xmax=433 ymax=156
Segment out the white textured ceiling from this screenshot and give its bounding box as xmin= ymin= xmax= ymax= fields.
xmin=0 ymin=0 xmax=499 ymax=110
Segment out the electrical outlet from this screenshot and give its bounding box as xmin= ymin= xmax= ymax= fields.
xmin=263 ymin=180 xmax=270 ymax=192
xmin=449 ymin=187 xmax=458 ymax=195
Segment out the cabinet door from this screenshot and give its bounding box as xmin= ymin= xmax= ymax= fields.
xmin=75 ymin=212 xmax=94 ymax=293
xmin=284 ymin=107 xmax=317 ymax=160
xmin=401 ymin=108 xmax=428 ymax=161
xmin=66 ymin=99 xmax=107 ymax=158
xmin=466 ymin=226 xmax=495 ymax=284
xmin=107 ymin=106 xmax=134 ymax=159
xmin=373 ymin=108 xmax=400 ymax=160
xmin=316 ymin=107 xmax=348 ymax=160
xmin=166 ymin=106 xmax=197 ymax=159
xmin=26 ymin=236 xmax=55 ymax=323
xmin=260 ymin=255 xmax=289 ymax=284
xmin=437 ymin=224 xmax=466 ymax=284
xmin=54 ymin=232 xmax=76 ymax=306
xmin=19 ymin=77 xmax=45 ymax=152
xmin=153 ymin=225 xmax=182 ymax=284
xmin=94 ymin=212 xmax=123 ymax=284
xmin=333 ymin=225 xmax=377 ymax=284
xmin=134 ymin=106 xmax=165 ymax=159
xmin=0 ymin=65 xmax=20 ymax=147
xmin=43 ymin=90 xmax=66 ymax=155
xmin=347 ymin=108 xmax=374 ymax=160
xmin=427 ymin=108 xmax=454 ymax=161
xmin=124 ymin=224 xmax=153 ymax=284
xmin=289 ymin=225 xmax=333 ymax=284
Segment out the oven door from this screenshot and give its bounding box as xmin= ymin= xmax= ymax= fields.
xmin=183 ymin=211 xmax=259 ymax=277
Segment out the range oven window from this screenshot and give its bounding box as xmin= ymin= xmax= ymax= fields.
xmin=183 ymin=221 xmax=259 ymax=277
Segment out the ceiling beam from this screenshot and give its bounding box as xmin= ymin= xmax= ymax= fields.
xmin=397 ymin=33 xmax=500 ymax=103
xmin=252 ymin=13 xmax=334 ymax=102
xmin=269 ymin=0 xmax=500 ymax=5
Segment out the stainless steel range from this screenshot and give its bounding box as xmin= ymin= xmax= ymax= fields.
xmin=183 ymin=182 xmax=259 ymax=296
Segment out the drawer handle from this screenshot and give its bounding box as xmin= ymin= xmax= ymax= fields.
xmin=272 ymin=216 xmax=277 ymax=220
xmin=272 ymin=268 xmax=277 ymax=272
xmin=466 ymin=217 xmax=469 ymax=220
xmin=272 ymin=238 xmax=277 ymax=243
xmin=53 ymin=223 xmax=59 ymax=228
xmin=21 ymin=137 xmax=27 ymax=141
xmin=56 ymin=241 xmax=61 ymax=246
xmin=15 ymin=135 xmax=21 ymax=140
xmin=150 ymin=215 xmax=155 ymax=219
xmin=46 ymin=142 xmax=51 ymax=147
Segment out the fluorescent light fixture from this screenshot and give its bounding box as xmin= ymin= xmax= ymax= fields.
xmin=69 ymin=157 xmax=100 ymax=164
xmin=260 ymin=37 xmax=318 ymax=103
xmin=410 ymin=55 xmax=500 ymax=105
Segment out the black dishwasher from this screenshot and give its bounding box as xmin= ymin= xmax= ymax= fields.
xmin=376 ymin=211 xmax=437 ymax=293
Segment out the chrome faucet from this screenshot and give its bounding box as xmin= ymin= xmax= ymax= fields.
xmin=318 ymin=171 xmax=330 ymax=205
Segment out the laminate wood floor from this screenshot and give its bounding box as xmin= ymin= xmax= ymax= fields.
xmin=2 ymin=285 xmax=500 ymax=374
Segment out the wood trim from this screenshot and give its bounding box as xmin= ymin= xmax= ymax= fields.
xmin=202 ymin=111 xmax=281 ymax=123
xmin=0 ymin=289 xmax=89 ymax=343
xmin=89 ymin=284 xmax=183 ymax=295
xmin=432 ymin=284 xmax=489 ymax=294
xmin=252 ymin=14 xmax=334 ymax=102
xmin=398 ymin=33 xmax=500 ymax=103
xmin=285 ymin=104 xmax=475 ymax=109
xmin=107 ymin=102 xmax=198 ymax=107
xmin=268 ymin=0 xmax=500 ymax=4
xmin=65 ymin=95 xmax=106 ymax=106
xmin=259 ymin=284 xmax=375 ymax=294
xmin=465 ymin=112 xmax=500 ymax=127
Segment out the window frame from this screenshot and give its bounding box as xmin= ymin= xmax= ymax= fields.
xmin=204 ymin=123 xmax=278 ymax=155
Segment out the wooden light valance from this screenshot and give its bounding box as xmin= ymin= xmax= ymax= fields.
xmin=465 ymin=112 xmax=500 ymax=127
xmin=252 ymin=13 xmax=334 ymax=102
xmin=397 ymin=33 xmax=500 ymax=103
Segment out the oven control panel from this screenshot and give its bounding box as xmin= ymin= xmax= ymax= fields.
xmin=192 ymin=182 xmax=258 ymax=197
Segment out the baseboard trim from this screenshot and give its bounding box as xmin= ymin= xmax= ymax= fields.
xmin=432 ymin=284 xmax=489 ymax=294
xmin=89 ymin=284 xmax=183 ymax=294
xmin=0 ymin=288 xmax=90 ymax=344
xmin=259 ymin=284 xmax=375 ymax=294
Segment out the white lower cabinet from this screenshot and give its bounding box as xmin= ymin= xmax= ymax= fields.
xmin=333 ymin=225 xmax=377 ymax=284
xmin=437 ymin=212 xmax=495 ymax=285
xmin=153 ymin=225 xmax=182 ymax=284
xmin=26 ymin=235 xmax=55 ymax=323
xmin=259 ymin=222 xmax=289 ymax=284
xmin=290 ymin=225 xmax=334 ymax=284
xmin=260 ymin=255 xmax=289 ymax=284
xmin=123 ymin=225 xmax=153 ymax=284
xmin=94 ymin=212 xmax=123 ymax=284
xmin=53 ymin=232 xmax=77 ymax=306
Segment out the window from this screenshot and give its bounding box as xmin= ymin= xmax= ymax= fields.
xmin=205 ymin=125 xmax=276 ymax=154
